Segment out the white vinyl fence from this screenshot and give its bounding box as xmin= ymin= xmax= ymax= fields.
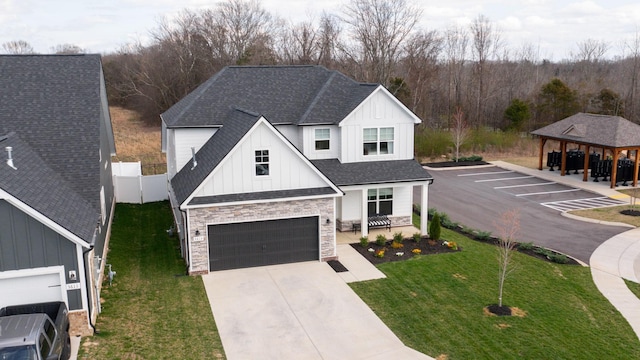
xmin=112 ymin=162 xmax=168 ymax=204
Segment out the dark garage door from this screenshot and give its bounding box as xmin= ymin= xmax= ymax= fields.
xmin=208 ymin=216 xmax=319 ymax=271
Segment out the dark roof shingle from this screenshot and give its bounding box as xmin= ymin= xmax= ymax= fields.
xmin=531 ymin=113 xmax=640 ymax=148
xmin=161 ymin=65 xmax=378 ymax=127
xmin=311 ymin=159 xmax=432 ymax=186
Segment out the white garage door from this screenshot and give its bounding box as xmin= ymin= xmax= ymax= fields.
xmin=0 ymin=267 xmax=67 ymax=308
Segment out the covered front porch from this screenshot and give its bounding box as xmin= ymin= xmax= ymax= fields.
xmin=336 ymin=224 xmax=422 ymax=245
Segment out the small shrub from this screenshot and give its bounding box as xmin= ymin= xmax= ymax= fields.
xmin=411 ymin=248 xmax=422 ymax=255
xmin=549 ymin=253 xmax=569 ymax=264
xmin=518 ymin=242 xmax=535 ymax=251
xmin=359 ymin=236 xmax=369 ymax=248
xmin=476 ymin=231 xmax=492 ymax=241
xmin=412 ymin=232 xmax=421 ymax=243
xmin=393 ymin=232 xmax=404 ymax=243
xmin=534 ymin=247 xmax=552 ymax=258
xmin=375 ymin=234 xmax=387 ymax=246
xmin=460 ymin=226 xmax=474 ymax=234
xmin=374 ymin=249 xmax=385 ymax=258
xmin=391 ymin=241 xmax=404 ymax=249
xmin=429 ymin=213 xmax=442 ymax=241
xmin=427 ymin=207 xmax=438 ymax=218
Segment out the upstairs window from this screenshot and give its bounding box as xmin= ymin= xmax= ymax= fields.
xmin=255 ymin=150 xmax=269 ymax=176
xmin=315 ymin=128 xmax=330 ymax=150
xmin=367 ymin=188 xmax=393 ymax=216
xmin=363 ymin=127 xmax=394 ymax=155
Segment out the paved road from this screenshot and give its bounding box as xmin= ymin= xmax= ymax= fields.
xmin=415 ymin=165 xmax=629 ymax=264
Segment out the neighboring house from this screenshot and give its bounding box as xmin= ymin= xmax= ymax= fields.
xmin=0 ymin=55 xmax=116 ymax=336
xmin=162 ymin=65 xmax=432 ymax=274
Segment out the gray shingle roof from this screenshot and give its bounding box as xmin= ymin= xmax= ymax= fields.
xmin=170 ymin=108 xmax=262 ymax=204
xmin=311 ymin=159 xmax=433 ymax=186
xmin=0 ymin=54 xmax=106 ymax=211
xmin=530 ymin=113 xmax=640 ymax=148
xmin=161 ymin=65 xmax=378 ymax=127
xmin=0 ymin=133 xmax=98 ymax=241
xmin=188 ymin=187 xmax=337 ymax=206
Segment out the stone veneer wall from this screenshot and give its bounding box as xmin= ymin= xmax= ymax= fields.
xmin=337 ymin=215 xmax=412 ymax=232
xmin=69 ymin=310 xmax=93 ymax=336
xmin=187 ymin=197 xmax=335 ymax=274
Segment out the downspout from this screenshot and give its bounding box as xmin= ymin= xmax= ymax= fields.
xmin=82 ymin=226 xmax=99 ymax=334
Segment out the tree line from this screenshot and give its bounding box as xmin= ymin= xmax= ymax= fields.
xmin=6 ymin=0 xmax=640 ymax=131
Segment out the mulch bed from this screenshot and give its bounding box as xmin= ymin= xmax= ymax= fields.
xmin=351 ymin=238 xmax=460 ymax=265
xmin=620 ymin=209 xmax=640 ymax=217
xmin=422 ymin=160 xmax=490 ymax=168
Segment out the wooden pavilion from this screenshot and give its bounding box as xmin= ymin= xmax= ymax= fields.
xmin=531 ymin=113 xmax=640 ymax=189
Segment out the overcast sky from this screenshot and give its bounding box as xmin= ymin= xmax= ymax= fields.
xmin=2 ymin=0 xmax=640 ymax=61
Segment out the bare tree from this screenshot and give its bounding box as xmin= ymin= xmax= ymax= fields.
xmin=400 ymin=29 xmax=442 ymax=116
xmin=444 ymin=26 xmax=469 ymax=126
xmin=470 ymin=14 xmax=501 ymax=127
xmin=494 ymin=208 xmax=520 ymax=308
xmin=214 ymin=0 xmax=278 ymax=64
xmin=451 ymin=107 xmax=469 ymax=162
xmin=2 ymin=40 xmax=35 ymax=54
xmin=51 ymin=43 xmax=84 ymax=54
xmin=572 ymin=38 xmax=610 ymax=63
xmin=341 ymin=0 xmax=422 ymax=84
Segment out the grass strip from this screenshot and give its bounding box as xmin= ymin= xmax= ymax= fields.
xmin=350 ymin=228 xmax=640 ymax=359
xmin=79 ymin=202 xmax=225 ymax=359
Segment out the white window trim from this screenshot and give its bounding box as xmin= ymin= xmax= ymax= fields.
xmin=254 ymin=149 xmax=270 ymax=177
xmin=363 ymin=127 xmax=394 ymax=156
xmin=367 ymin=187 xmax=393 ymax=216
xmin=314 ymin=128 xmax=330 ymax=151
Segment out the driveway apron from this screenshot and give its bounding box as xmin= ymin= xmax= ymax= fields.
xmin=202 ymin=261 xmax=432 ymax=360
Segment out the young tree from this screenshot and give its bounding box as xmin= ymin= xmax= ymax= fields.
xmin=451 ymin=107 xmax=469 ymax=162
xmin=494 ymin=209 xmax=520 ymax=308
xmin=429 ymin=213 xmax=441 ymax=241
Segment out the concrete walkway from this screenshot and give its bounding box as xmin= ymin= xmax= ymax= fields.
xmin=491 ymin=161 xmax=640 ymax=341
xmin=202 ymin=261 xmax=433 ymax=360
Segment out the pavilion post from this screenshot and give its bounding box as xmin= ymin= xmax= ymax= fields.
xmin=611 ymin=149 xmax=620 ymax=189
xmin=538 ymin=137 xmax=545 ymax=170
xmin=583 ymin=145 xmax=590 ymax=182
xmin=634 ymin=149 xmax=639 ymax=188
xmin=560 ymin=141 xmax=567 ymax=176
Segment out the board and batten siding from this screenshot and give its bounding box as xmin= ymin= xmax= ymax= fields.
xmin=301 ymin=125 xmax=341 ymax=160
xmin=0 ymin=200 xmax=82 ymax=310
xmin=194 ymin=122 xmax=329 ymax=196
xmin=339 ymin=89 xmax=417 ymax=163
xmin=339 ymin=184 xmax=413 ymax=220
xmin=170 ymin=128 xmax=217 ymax=178
xmin=274 ymin=125 xmax=301 ymax=149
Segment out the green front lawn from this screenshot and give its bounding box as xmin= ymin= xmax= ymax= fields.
xmin=79 ymin=202 xmax=225 ymax=359
xmin=350 ymin=228 xmax=640 ymax=359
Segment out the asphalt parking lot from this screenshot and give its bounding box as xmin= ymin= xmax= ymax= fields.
xmin=417 ymin=165 xmax=629 ymax=264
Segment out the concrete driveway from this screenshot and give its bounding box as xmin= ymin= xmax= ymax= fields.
xmin=202 ymin=261 xmax=432 ymax=360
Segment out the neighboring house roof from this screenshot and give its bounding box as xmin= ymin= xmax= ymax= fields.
xmin=0 ymin=133 xmax=97 ymax=243
xmin=312 ymin=159 xmax=433 ymax=186
xmin=161 ymin=65 xmax=378 ymax=127
xmin=0 ymin=54 xmax=114 ymax=212
xmin=530 ymin=113 xmax=640 ymax=148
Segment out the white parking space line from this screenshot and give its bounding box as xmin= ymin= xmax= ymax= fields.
xmin=494 ymin=182 xmax=556 ymax=190
xmin=540 ymin=197 xmax=626 ymax=212
xmin=475 ymin=176 xmax=534 ymax=183
xmin=458 ymin=170 xmax=514 ymax=177
xmin=516 ymin=188 xmax=581 ymax=196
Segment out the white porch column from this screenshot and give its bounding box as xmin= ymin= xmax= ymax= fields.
xmin=420 ymin=183 xmax=429 ymax=236
xmin=361 ymin=188 xmax=369 ymax=237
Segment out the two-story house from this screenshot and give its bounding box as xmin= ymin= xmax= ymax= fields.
xmin=0 ymin=55 xmax=116 ymax=335
xmin=162 ymin=66 xmax=432 ymax=274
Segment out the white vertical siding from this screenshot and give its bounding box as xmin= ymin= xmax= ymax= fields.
xmin=166 ymin=128 xmax=176 ymax=179
xmin=340 ymin=190 xmax=362 ymax=220
xmin=274 ymin=125 xmax=300 ymax=149
xmin=174 ymin=128 xmax=217 ymax=174
xmin=339 ymin=89 xmax=418 ymax=163
xmin=392 ymin=185 xmax=412 ymax=216
xmin=301 ymin=125 xmax=341 ymax=160
xmin=195 ymin=122 xmax=329 ymax=197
